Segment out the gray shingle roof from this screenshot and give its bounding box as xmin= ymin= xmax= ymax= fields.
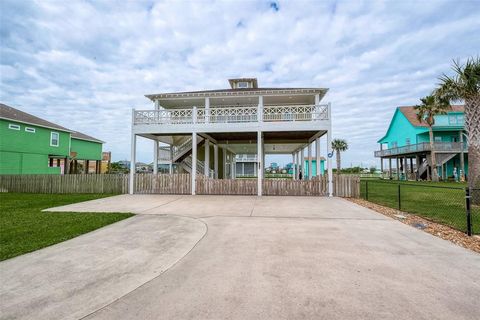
xmin=0 ymin=103 xmax=72 ymax=132
xmin=71 ymin=131 xmax=104 ymax=143
xmin=0 ymin=103 xmax=103 ymax=143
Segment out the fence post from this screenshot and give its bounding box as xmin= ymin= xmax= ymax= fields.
xmin=397 ymin=184 xmax=401 ymax=210
xmin=466 ymin=187 xmax=472 ymax=236
xmin=365 ymin=180 xmax=369 ymax=200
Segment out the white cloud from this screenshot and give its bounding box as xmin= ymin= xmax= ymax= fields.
xmin=1 ymin=0 xmax=479 ymax=167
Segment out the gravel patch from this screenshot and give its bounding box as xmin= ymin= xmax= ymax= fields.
xmin=348 ymin=198 xmax=480 ymax=254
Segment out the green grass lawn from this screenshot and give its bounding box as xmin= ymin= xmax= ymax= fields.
xmin=360 ymin=179 xmax=479 ymax=234
xmin=0 ymin=193 xmax=134 ymax=261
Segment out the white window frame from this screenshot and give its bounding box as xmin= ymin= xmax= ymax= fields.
xmin=8 ymin=124 xmax=20 ymax=130
xmin=25 ymin=127 xmax=36 ymax=133
xmin=237 ymin=81 xmax=249 ymax=88
xmin=50 ymin=132 xmax=59 ymax=147
xmin=434 ymin=136 xmax=442 ymax=142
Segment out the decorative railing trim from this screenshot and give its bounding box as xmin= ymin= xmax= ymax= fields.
xmin=133 ymin=104 xmax=329 ymax=125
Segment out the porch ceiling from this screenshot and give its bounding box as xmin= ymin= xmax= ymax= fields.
xmin=144 ymin=130 xmax=326 ymax=154
xmin=222 ymin=142 xmax=305 ymax=154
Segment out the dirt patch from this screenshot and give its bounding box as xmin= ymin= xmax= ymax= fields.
xmin=348 ymin=198 xmax=480 ymax=254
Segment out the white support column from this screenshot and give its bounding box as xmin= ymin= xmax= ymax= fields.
xmin=213 ymin=144 xmax=218 ymax=179
xmin=316 ymin=137 xmax=321 ymax=176
xmin=231 ymin=155 xmax=235 ymax=179
xmin=257 ymin=131 xmax=263 ymax=196
xmin=205 ymin=97 xmax=210 ymax=123
xmin=300 ymin=147 xmax=305 ymax=180
xmin=223 ymin=147 xmax=227 ymax=179
xmin=204 ymin=139 xmax=210 ymax=177
xmin=307 ymin=143 xmax=312 ymax=180
xmin=129 ymin=131 xmax=136 ymax=195
xmin=296 ymin=151 xmax=300 ymax=180
xmin=169 ymin=145 xmax=173 ymax=174
xmin=327 ymin=104 xmax=333 ymax=196
xmin=191 ymin=133 xmax=197 ymax=195
xmin=153 ymin=140 xmax=158 ymax=174
xmin=292 ymin=153 xmax=296 ymax=180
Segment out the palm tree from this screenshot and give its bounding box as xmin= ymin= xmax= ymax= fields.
xmin=415 ymin=95 xmax=449 ymax=182
xmin=331 ymin=139 xmax=348 ymax=174
xmin=435 ymin=57 xmax=480 ymax=190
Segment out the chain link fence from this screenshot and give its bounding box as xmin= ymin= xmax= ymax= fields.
xmin=360 ymin=180 xmax=479 ymax=235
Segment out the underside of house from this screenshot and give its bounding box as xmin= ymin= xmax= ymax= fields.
xmin=131 ymin=78 xmax=334 ymax=196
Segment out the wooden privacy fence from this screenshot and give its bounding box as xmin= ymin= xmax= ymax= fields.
xmin=196 ymin=175 xmax=257 ymax=195
xmin=333 ymin=175 xmax=360 ymax=198
xmin=0 ymin=174 xmax=128 ymax=194
xmin=263 ymin=176 xmax=327 ymax=196
xmin=135 ymin=173 xmax=190 ymax=194
xmin=0 ymin=174 xmax=360 ymax=197
xmin=195 ymin=175 xmax=359 ymax=197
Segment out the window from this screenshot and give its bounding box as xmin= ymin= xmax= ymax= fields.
xmin=448 ymin=115 xmax=457 ymax=125
xmin=457 ymin=114 xmax=464 ymax=124
xmin=8 ymin=124 xmax=20 ymax=130
xmin=50 ymin=132 xmax=59 ymax=147
xmin=25 ymin=127 xmax=36 ymax=133
xmin=406 ymin=138 xmax=411 ymax=145
xmin=434 ymin=136 xmax=442 ymax=142
xmin=237 ymin=81 xmax=249 ymax=88
xmin=391 ymin=142 xmax=397 ymax=148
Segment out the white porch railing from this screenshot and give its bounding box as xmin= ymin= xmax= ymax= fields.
xmin=263 ymin=105 xmax=328 ymax=121
xmin=133 ymin=104 xmax=329 ymax=125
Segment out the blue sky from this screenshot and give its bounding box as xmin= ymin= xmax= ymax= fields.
xmin=1 ymin=0 xmax=479 ymax=167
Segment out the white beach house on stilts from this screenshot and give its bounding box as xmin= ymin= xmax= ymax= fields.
xmin=130 ymin=78 xmax=333 ymax=196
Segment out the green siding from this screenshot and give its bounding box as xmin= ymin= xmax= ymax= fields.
xmin=0 ymin=151 xmax=60 ymax=174
xmin=70 ymin=138 xmax=102 ymax=160
xmin=378 ymin=109 xmax=427 ymax=148
xmin=0 ymin=119 xmax=70 ymax=156
xmin=0 ymin=119 xmax=69 ymax=174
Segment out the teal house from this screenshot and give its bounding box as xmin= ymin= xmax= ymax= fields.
xmin=0 ymin=103 xmax=104 ymax=174
xmin=287 ymin=158 xmax=326 ymax=177
xmin=375 ymin=105 xmax=468 ymax=180
xmin=303 ymin=157 xmax=326 ymax=177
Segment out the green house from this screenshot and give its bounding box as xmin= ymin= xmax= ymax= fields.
xmin=0 ymin=103 xmax=104 ymax=174
xmin=375 ymin=105 xmax=468 ymax=181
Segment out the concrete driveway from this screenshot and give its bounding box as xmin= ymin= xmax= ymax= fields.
xmin=2 ymin=195 xmax=479 ymax=320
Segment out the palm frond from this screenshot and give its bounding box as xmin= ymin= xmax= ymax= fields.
xmin=331 ymin=139 xmax=348 ymax=152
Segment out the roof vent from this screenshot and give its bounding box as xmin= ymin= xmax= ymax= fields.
xmin=228 ymin=78 xmax=258 ymax=89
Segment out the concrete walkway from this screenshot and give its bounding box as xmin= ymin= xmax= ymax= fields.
xmin=2 ymin=195 xmax=480 ymax=320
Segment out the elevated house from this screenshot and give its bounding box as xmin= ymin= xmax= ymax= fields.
xmin=0 ymin=104 xmax=104 ymax=174
xmin=375 ymin=105 xmax=468 ymax=180
xmin=131 ymin=78 xmax=333 ymax=195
